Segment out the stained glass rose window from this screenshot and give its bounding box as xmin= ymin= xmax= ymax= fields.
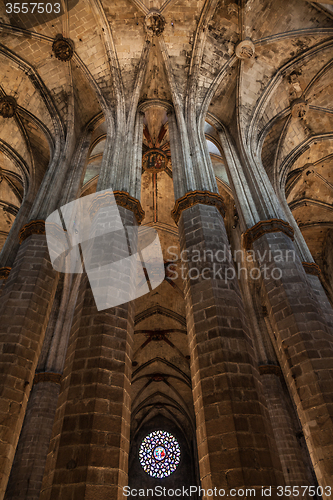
xmin=139 ymin=430 xmax=181 ymax=478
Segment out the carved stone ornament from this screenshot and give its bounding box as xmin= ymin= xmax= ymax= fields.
xmin=114 ymin=191 xmax=145 ymax=224
xmin=143 ymin=149 xmax=168 ymax=172
xmin=227 ymin=3 xmax=239 ymax=16
xmin=88 ymin=190 xmax=145 ymax=225
xmin=52 ymin=34 xmax=74 ymax=62
xmin=235 ymin=39 xmax=255 ymax=59
xmin=145 ymin=10 xmax=166 ymax=37
xmin=0 ymin=96 xmax=17 ymax=118
xmin=171 ymin=190 xmax=226 ymax=225
xmin=291 ymin=98 xmax=309 ymax=118
xmin=302 ymin=167 xmax=315 ymax=182
xmin=19 ymin=220 xmax=46 ymax=244
xmin=242 ymin=219 xmax=294 ymax=250
xmin=302 ymin=262 xmax=321 ymax=277
xmin=0 ymin=267 xmax=11 ymax=280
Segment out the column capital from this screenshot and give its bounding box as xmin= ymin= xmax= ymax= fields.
xmin=171 ymin=190 xmax=226 ymax=224
xmin=302 ymin=262 xmax=321 ymax=277
xmin=113 ymin=191 xmax=145 ymax=225
xmin=242 ymin=218 xmax=294 ymax=250
xmin=19 ymin=219 xmax=46 ymax=244
xmin=89 ymin=190 xmax=145 ymax=225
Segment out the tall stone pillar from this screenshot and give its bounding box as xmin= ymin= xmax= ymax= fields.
xmin=234 ymin=237 xmax=313 ymax=496
xmin=40 ymin=107 xmax=146 ymax=500
xmin=4 ymin=379 xmax=62 ymax=500
xmin=39 ymin=199 xmax=143 ymax=500
xmin=261 ymin=370 xmax=312 ymax=496
xmin=0 ymin=115 xmax=94 ymax=500
xmin=249 ymin=229 xmax=333 ymax=494
xmin=169 ymin=113 xmax=285 ymax=498
xmin=1 ymin=124 xmax=96 ymax=500
xmin=173 ymin=199 xmax=284 ymax=497
xmin=217 ymin=123 xmax=333 ymax=495
xmin=4 ymin=273 xmax=81 ymax=500
xmin=0 ymin=225 xmax=58 ymax=500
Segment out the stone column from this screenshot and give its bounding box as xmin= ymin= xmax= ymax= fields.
xmin=303 ymin=269 xmax=333 ymax=332
xmin=233 ymin=235 xmax=314 ymax=495
xmin=0 ymin=51 xmax=74 ymax=496
xmin=249 ymin=229 xmax=333 ymax=495
xmin=4 ymin=378 xmax=61 ymax=500
xmin=0 ymin=197 xmax=33 ymax=270
xmin=0 ymin=110 xmax=96 ymax=499
xmin=4 ymin=273 xmax=81 ymax=500
xmin=168 ymin=111 xmax=185 ymax=202
xmin=169 ymin=106 xmax=285 ymax=496
xmin=39 ymin=200 xmax=142 ymax=500
xmin=172 ymin=198 xmax=284 ymax=498
xmin=261 ymin=370 xmax=312 ymax=498
xmin=0 ymin=226 xmax=58 ymax=500
xmin=40 ymin=104 xmax=145 ymax=499
xmin=0 ymin=93 xmax=70 ymax=500
xmin=216 ymin=123 xmax=333 ymax=494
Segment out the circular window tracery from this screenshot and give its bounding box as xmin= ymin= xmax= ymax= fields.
xmin=139 ymin=430 xmax=181 ymax=478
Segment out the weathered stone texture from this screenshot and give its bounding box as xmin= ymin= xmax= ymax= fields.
xmin=0 ymin=234 xmax=58 ymax=499
xmin=4 ymin=381 xmax=60 ymax=500
xmin=40 ymin=207 xmax=136 ymax=500
xmin=253 ymin=231 xmax=333 ymax=493
xmin=178 ymin=204 xmax=285 ymax=498
xmin=261 ymin=373 xmax=312 ymax=498
xmin=1 ymin=0 xmax=333 ymax=496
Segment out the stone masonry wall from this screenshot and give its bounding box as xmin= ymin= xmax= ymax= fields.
xmin=261 ymin=373 xmax=311 ymax=498
xmin=0 ymin=234 xmax=58 ymax=500
xmin=4 ymin=381 xmax=61 ymax=500
xmin=178 ymin=203 xmax=285 ymax=499
xmin=40 ymin=206 xmax=136 ymax=500
xmin=253 ymin=231 xmax=333 ymax=497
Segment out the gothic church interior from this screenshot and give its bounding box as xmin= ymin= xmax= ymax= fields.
xmin=0 ymin=0 xmax=333 ymax=499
